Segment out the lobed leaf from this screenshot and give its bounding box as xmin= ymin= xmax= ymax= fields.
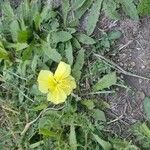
xmin=0 ymin=46 xmax=10 ymax=61
xmin=76 ymin=33 xmax=95 ymax=45
xmin=72 ymin=49 xmax=85 ymax=82
xmin=2 ymin=0 xmax=14 ymax=20
xmin=31 ymin=55 xmax=39 ymax=72
xmin=108 ymin=31 xmax=122 ymax=40
xmin=10 ymin=20 xmax=20 ymax=42
xmin=75 ymin=0 xmax=94 ymax=19
xmin=7 ymin=43 xmax=29 ymax=51
xmin=51 ymin=31 xmax=72 ymax=44
xmin=65 ymin=41 xmax=73 ymax=65
xmin=62 ymin=0 xmax=70 ymax=26
xmin=93 ymin=72 xmax=117 ymax=91
xmin=103 ymin=0 xmax=120 ymax=20
xmin=120 ymin=0 xmax=139 ymax=20
xmin=93 ymin=109 xmax=106 ymax=122
xmin=93 ymin=133 xmax=112 ymax=150
xmin=42 ymin=42 xmax=62 ymax=62
xmin=72 ymin=0 xmax=86 ymax=10
xmin=81 ymin=99 xmax=95 ymax=110
xmin=69 ymin=125 xmax=77 ymax=150
xmin=85 ymin=0 xmax=103 ymax=35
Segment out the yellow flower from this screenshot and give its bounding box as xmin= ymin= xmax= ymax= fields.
xmin=37 ymin=61 xmax=76 ymax=104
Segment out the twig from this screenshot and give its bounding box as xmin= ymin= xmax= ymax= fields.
xmin=1 ymin=106 xmax=19 ymax=114
xmin=107 ymin=115 xmax=123 ymax=124
xmin=21 ymin=110 xmax=44 ymax=136
xmin=21 ymin=106 xmax=65 ymax=136
xmin=18 ymin=89 xmax=34 ymax=102
xmin=119 ymin=40 xmax=133 ymax=51
xmin=94 ymin=53 xmax=150 ymax=81
xmin=71 ymin=93 xmax=81 ymax=101
xmin=81 ymin=91 xmax=115 ymax=96
xmin=6 ymin=71 xmax=27 ymax=81
xmin=6 ymin=82 xmax=34 ymax=102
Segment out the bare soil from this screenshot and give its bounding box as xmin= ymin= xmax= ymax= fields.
xmin=96 ymin=16 xmax=150 ymax=137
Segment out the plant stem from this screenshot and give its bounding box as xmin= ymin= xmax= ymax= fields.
xmin=94 ymin=53 xmax=150 ymax=81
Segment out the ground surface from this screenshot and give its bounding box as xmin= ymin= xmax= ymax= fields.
xmin=97 ymin=16 xmax=150 ymax=137
xmin=2 ymin=0 xmax=150 ymax=144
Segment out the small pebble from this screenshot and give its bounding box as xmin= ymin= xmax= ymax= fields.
xmin=139 ymin=79 xmax=143 ymax=84
xmin=137 ymin=48 xmax=141 ymax=50
xmin=116 ymin=88 xmax=119 ymax=91
xmin=141 ymin=65 xmax=146 ymax=69
xmin=120 ymin=75 xmax=124 ymax=79
xmin=122 ymin=53 xmax=127 ymax=59
xmin=130 ymin=62 xmax=136 ymax=67
xmin=136 ymin=91 xmax=145 ymax=100
xmin=119 ymin=62 xmax=124 ymax=67
xmin=124 ymin=63 xmax=128 ymax=67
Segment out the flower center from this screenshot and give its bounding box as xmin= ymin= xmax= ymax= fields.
xmin=54 ymin=77 xmax=60 ymax=85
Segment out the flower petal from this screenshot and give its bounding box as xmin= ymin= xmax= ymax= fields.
xmin=58 ymin=75 xmax=76 ymax=95
xmin=47 ymin=87 xmax=67 ymax=104
xmin=54 ymin=61 xmax=71 ymax=81
xmin=37 ymin=70 xmax=56 ymax=93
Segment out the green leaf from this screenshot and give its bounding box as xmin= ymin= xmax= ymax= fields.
xmin=140 ymin=123 xmax=150 ymax=139
xmin=37 ymin=5 xmax=53 ymax=27
xmin=93 ymin=133 xmax=112 ymax=150
xmin=45 ymin=48 xmax=62 ymax=62
xmin=72 ymin=49 xmax=85 ymax=81
xmin=34 ymin=13 xmax=41 ymax=30
xmin=85 ymin=0 xmax=103 ymax=35
xmin=120 ymin=0 xmax=139 ymax=20
xmin=68 ymin=18 xmax=79 ymax=27
xmin=81 ymin=100 xmax=95 ymax=110
xmin=33 ymin=103 xmax=47 ymax=111
xmin=71 ymin=37 xmax=81 ymax=49
xmin=17 ymin=29 xmax=32 ymax=43
xmin=69 ymin=125 xmax=77 ymax=150
xmin=65 ymin=41 xmax=73 ymax=65
xmin=93 ymin=72 xmax=117 ymax=91
xmin=103 ymin=0 xmax=120 ymax=20
xmin=110 ymin=138 xmax=139 ymax=150
xmin=0 ymin=46 xmax=9 ymax=61
xmin=76 ymin=33 xmax=95 ymax=45
xmin=100 ymin=37 xmax=110 ymax=48
xmin=93 ymin=109 xmax=106 ymax=122
xmin=72 ymin=0 xmax=86 ymax=10
xmin=20 ymin=0 xmax=30 ymax=22
xmin=75 ymin=0 xmax=94 ymax=19
xmin=67 ymin=28 xmax=76 ymax=34
xmin=39 ymin=128 xmax=58 ymax=138
xmin=29 ymin=141 xmax=44 ymax=149
xmin=40 ymin=6 xmax=50 ymax=22
xmin=138 ymin=0 xmax=150 ymax=16
xmin=62 ymin=0 xmax=70 ymax=25
xmin=42 ymin=42 xmax=62 ymax=62
xmin=7 ymin=43 xmax=29 ymax=51
xmin=22 ymin=45 xmax=33 ymax=61
xmin=51 ymin=31 xmax=72 ymax=44
xmin=10 ymin=20 xmax=20 ymax=42
xmin=2 ymin=0 xmax=14 ymax=20
xmin=28 ymin=2 xmax=39 ymax=25
xmin=31 ymin=55 xmax=38 ymax=72
xmin=108 ymin=31 xmax=122 ymax=40
xmin=144 ymin=97 xmax=150 ymax=120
